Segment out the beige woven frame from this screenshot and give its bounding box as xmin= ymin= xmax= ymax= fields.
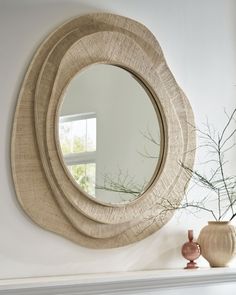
xmin=11 ymin=13 xmax=195 ymax=248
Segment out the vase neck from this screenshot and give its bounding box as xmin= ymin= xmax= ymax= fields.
xmin=188 ymin=229 xmax=193 ymax=241
xmin=208 ymin=221 xmax=229 ymax=225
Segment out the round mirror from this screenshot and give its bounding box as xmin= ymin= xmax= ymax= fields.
xmin=58 ymin=64 xmax=163 ymax=204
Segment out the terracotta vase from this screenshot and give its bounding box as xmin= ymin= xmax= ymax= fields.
xmin=197 ymin=221 xmax=236 ymax=267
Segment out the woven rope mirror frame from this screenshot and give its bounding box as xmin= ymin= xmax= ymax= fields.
xmin=11 ymin=13 xmax=195 ymax=248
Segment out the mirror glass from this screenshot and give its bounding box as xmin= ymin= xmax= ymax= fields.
xmin=58 ymin=64 xmax=162 ymax=204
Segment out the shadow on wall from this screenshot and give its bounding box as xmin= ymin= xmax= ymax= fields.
xmin=138 ymin=228 xmax=187 ymax=270
xmin=111 ymin=225 xmax=188 ymax=271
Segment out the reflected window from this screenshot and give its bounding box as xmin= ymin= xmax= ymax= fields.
xmin=59 ymin=113 xmax=96 ymax=196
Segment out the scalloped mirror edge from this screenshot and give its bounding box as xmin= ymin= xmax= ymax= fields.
xmin=11 ymin=13 xmax=195 ymax=248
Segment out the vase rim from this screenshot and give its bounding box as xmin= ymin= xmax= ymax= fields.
xmin=208 ymin=221 xmax=229 ymax=225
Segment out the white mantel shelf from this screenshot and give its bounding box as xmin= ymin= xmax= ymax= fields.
xmin=0 ymin=268 xmax=236 ymax=295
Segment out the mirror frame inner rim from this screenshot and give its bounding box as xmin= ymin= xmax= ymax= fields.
xmin=55 ymin=63 xmax=166 ymax=207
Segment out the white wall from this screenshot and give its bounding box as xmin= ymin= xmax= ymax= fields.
xmin=0 ymin=0 xmax=236 ymax=281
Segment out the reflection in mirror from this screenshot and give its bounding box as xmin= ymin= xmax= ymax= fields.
xmin=58 ymin=64 xmax=162 ymax=204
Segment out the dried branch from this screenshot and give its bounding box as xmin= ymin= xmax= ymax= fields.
xmin=181 ymin=107 xmax=236 ymax=220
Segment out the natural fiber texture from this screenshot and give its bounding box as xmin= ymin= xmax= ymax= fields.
xmin=11 ymin=13 xmax=195 ymax=248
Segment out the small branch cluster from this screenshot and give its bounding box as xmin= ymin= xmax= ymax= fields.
xmin=96 ymin=170 xmax=147 ymax=200
xmin=137 ymin=127 xmax=160 ymax=159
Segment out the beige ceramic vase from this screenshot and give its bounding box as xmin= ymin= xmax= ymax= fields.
xmin=197 ymin=221 xmax=236 ymax=267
